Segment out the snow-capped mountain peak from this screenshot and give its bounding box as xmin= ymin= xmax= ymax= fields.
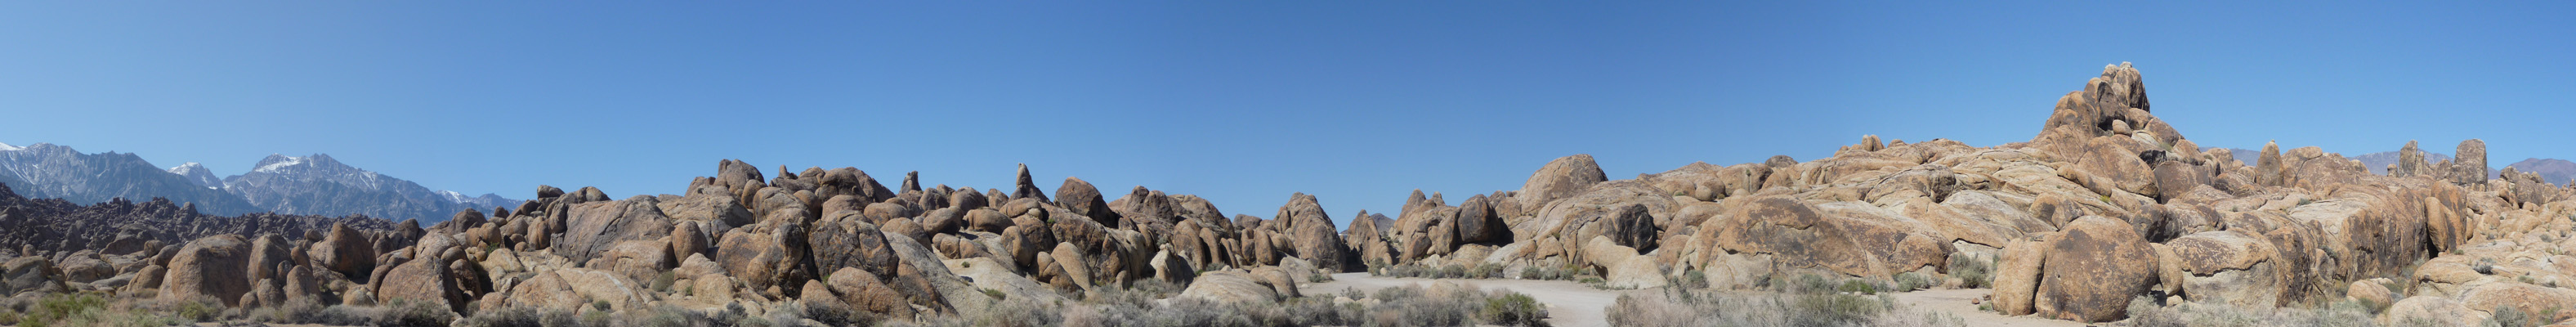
xmin=253 ymin=154 xmax=306 ymax=172
xmin=0 ymin=142 xmax=20 ymax=151
xmin=167 ymin=162 xmax=223 ymax=189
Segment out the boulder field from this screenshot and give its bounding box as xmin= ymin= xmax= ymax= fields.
xmin=1 ymin=62 xmax=2569 ymax=325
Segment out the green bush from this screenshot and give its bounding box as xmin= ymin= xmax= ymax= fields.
xmin=455 ymin=306 xmax=548 ymax=327
xmin=382 ymin=298 xmax=458 ymax=327
xmin=651 ymin=271 xmax=678 ymax=293
xmin=1792 ymin=293 xmax=1887 ymax=327
xmin=2494 ymin=304 xmax=2533 ymax=327
xmin=1894 ymin=272 xmax=1933 ymax=292
xmin=803 ymin=300 xmax=882 ymax=327
xmin=2125 ymin=296 xmax=2182 ymax=327
xmin=1481 ymin=293 xmax=1547 ymax=326
xmin=1792 ymin=274 xmax=1833 ymax=293
xmin=1948 ymin=255 xmax=1992 ymax=289
xmin=1680 ymin=269 xmax=1711 ymax=289
xmin=1838 ymin=280 xmax=1880 ymax=295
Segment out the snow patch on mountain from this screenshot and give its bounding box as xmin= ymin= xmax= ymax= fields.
xmin=167 ymin=162 xmax=224 ymax=189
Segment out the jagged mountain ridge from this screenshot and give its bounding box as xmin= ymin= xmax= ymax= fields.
xmin=221 ymin=153 xmax=514 ymax=222
xmin=0 ymin=143 xmax=266 ymax=215
xmin=166 ymin=162 xmax=222 ymax=189
xmin=0 ymin=181 xmax=400 ymax=254
xmin=0 ymin=143 xmax=516 ymax=222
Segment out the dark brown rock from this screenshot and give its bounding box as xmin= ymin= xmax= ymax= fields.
xmin=2036 ymin=217 xmax=2158 ymax=322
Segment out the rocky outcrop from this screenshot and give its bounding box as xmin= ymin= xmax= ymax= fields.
xmin=159 ymin=235 xmax=253 ymax=307
xmin=713 ymin=221 xmax=810 ymax=298
xmin=0 ymin=62 xmax=2538 ymax=327
xmin=1055 ymin=177 xmax=1117 ymax=227
xmin=309 ymin=222 xmax=377 ymax=280
xmin=1 ymin=257 xmax=67 ymax=295
xmin=2453 ymin=139 xmax=2487 ymax=186
xmin=2395 ymin=141 xmax=2427 ymax=177
xmin=553 ymin=199 xmax=674 ymax=264
xmin=1273 ymin=193 xmax=1353 ymax=272
xmin=1178 ymin=270 xmax=1283 ymax=303
xmin=1012 ymin=164 xmax=1048 ymax=203
xmin=1520 ymin=155 xmax=1608 ymax=208
xmin=2034 ymin=217 xmax=2158 ymax=322
xmin=2167 ymin=231 xmax=2281 ymax=307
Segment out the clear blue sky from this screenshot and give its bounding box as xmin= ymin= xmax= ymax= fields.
xmin=3 ymin=2 xmax=2570 ymax=226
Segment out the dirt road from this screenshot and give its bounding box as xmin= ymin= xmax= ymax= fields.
xmin=1304 ymin=273 xmax=2084 ymax=327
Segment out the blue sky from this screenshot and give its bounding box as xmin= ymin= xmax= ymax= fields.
xmin=2 ymin=2 xmax=2570 ymax=226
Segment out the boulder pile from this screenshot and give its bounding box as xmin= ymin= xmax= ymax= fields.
xmin=0 ymin=62 xmax=2565 ymax=325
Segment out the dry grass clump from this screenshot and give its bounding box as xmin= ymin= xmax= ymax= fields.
xmin=1370 ymin=262 xmax=1513 ymax=280
xmin=899 ymin=280 xmax=1546 ymax=327
xmin=455 ymin=299 xmax=785 ymax=327
xmin=1605 ymin=274 xmax=1962 ymax=327
xmin=0 ymin=291 xmax=459 ymax=327
xmin=2121 ymin=296 xmax=2377 ymax=327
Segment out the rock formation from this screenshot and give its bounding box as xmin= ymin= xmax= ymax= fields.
xmin=0 ymin=62 xmax=2557 ymax=326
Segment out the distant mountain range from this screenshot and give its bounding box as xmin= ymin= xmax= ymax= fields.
xmin=0 ymin=143 xmax=266 ymax=215
xmin=0 ymin=141 xmax=515 ymax=222
xmin=2224 ymin=147 xmax=2574 ymax=185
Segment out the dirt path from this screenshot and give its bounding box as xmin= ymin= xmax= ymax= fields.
xmin=1305 ymin=273 xmax=2083 ymax=327
xmin=1301 ymin=272 xmax=1649 ymax=327
xmin=1886 ymin=289 xmax=2087 ymax=327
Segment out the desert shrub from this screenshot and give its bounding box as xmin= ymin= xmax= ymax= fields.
xmin=1791 ymin=274 xmax=1834 ymax=293
xmin=1947 ymin=256 xmax=1992 ymax=289
xmin=1310 ymin=271 xmax=1337 ymax=283
xmin=982 ymin=288 xmax=1008 ymax=300
xmin=895 ymin=297 xmax=1061 ymax=327
xmin=1520 ymin=267 xmax=1543 ymax=280
xmin=1790 ymin=292 xmax=1886 ymax=327
xmin=652 ymin=271 xmax=678 ymax=292
xmin=1439 ymin=265 xmax=1468 ymax=279
xmin=382 ymin=298 xmax=459 ymax=327
xmin=2493 ymin=304 xmax=2534 ymax=327
xmin=1482 ymin=293 xmax=1547 ymax=326
xmin=456 ymin=306 xmax=548 ymax=327
xmin=1470 ymin=263 xmax=1505 ymax=279
xmin=1679 ymin=269 xmax=1711 ymax=289
xmin=1604 ymin=289 xmax=1957 ymax=327
xmin=582 ymin=310 xmax=612 ymax=326
xmin=15 ymin=293 xmax=177 ymax=327
xmin=1838 ymin=280 xmax=1881 ymax=294
xmin=1893 ymin=272 xmax=1933 ymax=292
xmin=1285 ymin=297 xmax=1356 ymax=326
xmin=127 ymin=295 xmax=225 ymax=323
xmin=2127 ymin=296 xmax=2183 ymax=327
xmin=2121 ymin=296 xmax=2380 ymax=327
xmin=803 ymin=301 xmax=882 ymax=327
xmin=2474 ymin=258 xmax=2498 ymax=275
xmin=1577 ymin=276 xmax=1607 ymax=286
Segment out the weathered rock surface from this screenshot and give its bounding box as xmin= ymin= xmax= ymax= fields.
xmin=2034 ymin=217 xmax=2158 ymax=323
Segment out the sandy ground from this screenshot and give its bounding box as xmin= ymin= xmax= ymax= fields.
xmin=1888 ymin=289 xmax=2087 ymax=327
xmin=1301 ymin=272 xmax=1652 ymax=327
xmin=1304 ymin=273 xmax=2086 ymax=327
